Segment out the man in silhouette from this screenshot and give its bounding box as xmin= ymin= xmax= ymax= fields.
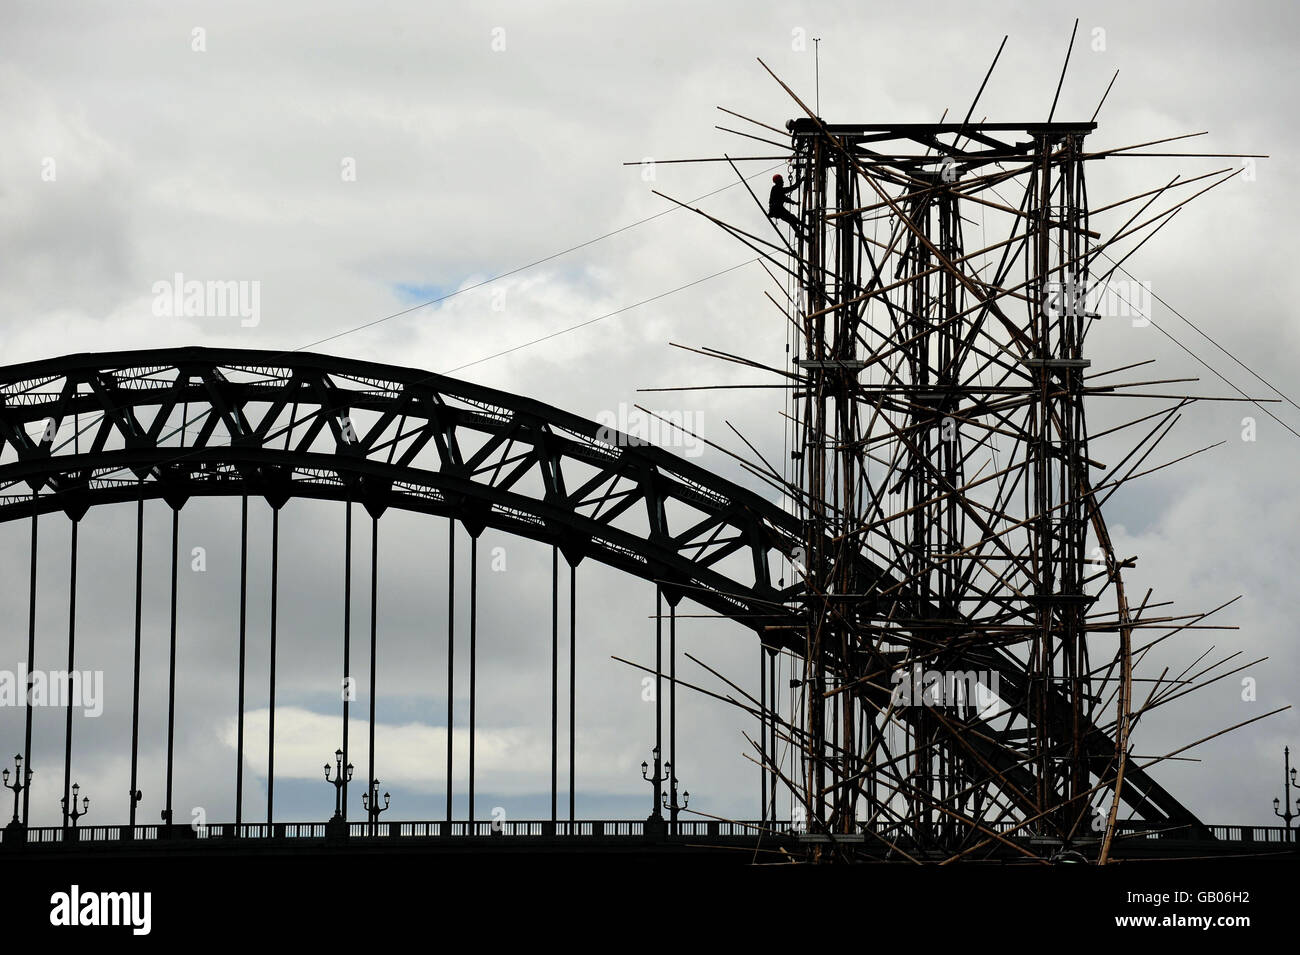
xmin=768 ymin=173 xmax=802 ymax=235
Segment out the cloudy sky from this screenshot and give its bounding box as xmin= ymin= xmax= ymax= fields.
xmin=0 ymin=0 xmax=1297 ymax=833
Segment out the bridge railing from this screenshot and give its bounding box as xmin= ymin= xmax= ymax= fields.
xmin=0 ymin=818 xmax=803 ymax=844
xmin=2 ymin=819 xmax=1290 ymax=846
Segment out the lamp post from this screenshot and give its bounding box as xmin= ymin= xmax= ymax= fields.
xmin=324 ymin=748 xmax=353 ymax=836
xmin=1272 ymin=745 xmax=1300 ymax=844
xmin=3 ymin=754 xmax=31 ymax=843
xmin=641 ymin=746 xmax=668 ymax=830
xmin=661 ymin=764 xmax=689 ymax=830
xmin=61 ymin=782 xmax=89 ymax=830
xmin=3 ymin=755 xmax=31 ymax=826
xmin=324 ymin=748 xmax=353 ymax=821
xmin=361 ymin=778 xmax=390 ymax=835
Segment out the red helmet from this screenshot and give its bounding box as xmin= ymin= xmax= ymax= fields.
xmin=773 ymin=174 xmax=783 ymax=183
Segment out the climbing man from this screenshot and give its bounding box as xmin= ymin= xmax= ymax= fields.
xmin=768 ymin=173 xmax=802 ymax=235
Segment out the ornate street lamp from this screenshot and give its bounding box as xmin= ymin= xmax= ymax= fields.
xmin=61 ymin=782 xmax=89 ymax=829
xmin=324 ymin=748 xmax=354 ymax=825
xmin=1272 ymin=745 xmax=1300 ymax=843
xmin=361 ymin=778 xmax=390 ymax=834
xmin=3 ymin=754 xmax=31 ymax=827
xmin=641 ymin=746 xmax=668 ymax=825
xmin=661 ymin=762 xmax=689 ymax=828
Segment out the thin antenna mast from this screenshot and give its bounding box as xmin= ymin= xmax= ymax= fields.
xmin=813 ymin=37 xmax=821 ymax=115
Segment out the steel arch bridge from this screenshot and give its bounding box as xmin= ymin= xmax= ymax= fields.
xmin=0 ymin=346 xmax=806 ymax=632
xmin=0 ymin=346 xmax=1233 ymax=861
